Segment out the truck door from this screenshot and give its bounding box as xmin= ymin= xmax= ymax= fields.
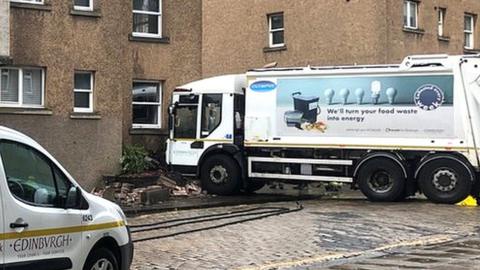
xmin=0 ymin=140 xmax=83 ymax=269
xmin=168 ymin=94 xmax=203 ymax=169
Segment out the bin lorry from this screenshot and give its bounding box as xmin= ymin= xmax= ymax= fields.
xmin=166 ymin=54 xmax=480 ymax=204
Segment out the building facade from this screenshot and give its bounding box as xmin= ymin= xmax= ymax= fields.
xmin=1 ymin=0 xmax=479 ymax=188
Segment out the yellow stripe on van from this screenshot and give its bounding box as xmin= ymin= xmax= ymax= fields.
xmin=0 ymin=220 xmax=126 ymax=240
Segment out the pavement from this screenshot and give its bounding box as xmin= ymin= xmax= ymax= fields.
xmin=128 ymin=195 xmax=480 ymax=270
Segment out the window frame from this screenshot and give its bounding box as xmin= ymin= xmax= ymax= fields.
xmin=0 ymin=139 xmax=74 ymax=209
xmin=437 ymin=7 xmax=446 ymax=37
xmin=403 ymin=0 xmax=418 ymax=29
xmin=268 ymin=12 xmax=285 ymax=48
xmin=132 ymin=80 xmax=162 ymax=129
xmin=464 ymin=14 xmax=475 ymax=50
xmin=73 ymin=71 xmax=94 ymax=113
xmin=0 ymin=67 xmax=45 ymax=108
xmin=200 ymin=94 xmax=223 ymax=138
xmin=132 ymin=0 xmax=162 ymax=38
xmin=73 ymin=0 xmax=93 ymax=11
xmin=10 ymin=0 xmax=44 ymax=5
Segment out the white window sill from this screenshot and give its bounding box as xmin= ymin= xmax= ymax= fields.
xmin=0 ymin=107 xmax=52 ymax=116
xmin=129 ymin=34 xmax=170 ymax=44
xmin=10 ymin=2 xmax=52 ymax=11
xmin=130 ymin=127 xmax=168 ymax=135
xmin=70 ymin=112 xmax=101 ymax=120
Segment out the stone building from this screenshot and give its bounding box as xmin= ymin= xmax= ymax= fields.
xmin=0 ymin=0 xmax=479 ymax=188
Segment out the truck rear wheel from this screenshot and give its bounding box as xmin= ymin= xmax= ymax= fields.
xmin=417 ymin=158 xmax=472 ymax=204
xmin=200 ymin=154 xmax=241 ymax=195
xmin=357 ymin=158 xmax=406 ymax=202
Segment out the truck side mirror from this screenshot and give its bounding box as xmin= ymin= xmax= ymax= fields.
xmin=65 ymin=186 xmax=81 ymax=209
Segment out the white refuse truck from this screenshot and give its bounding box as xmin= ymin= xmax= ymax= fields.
xmin=0 ymin=126 xmax=133 ymax=270
xmin=166 ymin=54 xmax=480 ymax=204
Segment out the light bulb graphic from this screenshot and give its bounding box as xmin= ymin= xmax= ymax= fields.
xmin=386 ymin=87 xmax=397 ymax=105
xmin=324 ymin=89 xmax=335 ymax=105
xmin=339 ymin=88 xmax=350 ymax=105
xmin=355 ymin=88 xmax=365 ymax=105
xmin=371 ymin=81 xmax=382 ymax=104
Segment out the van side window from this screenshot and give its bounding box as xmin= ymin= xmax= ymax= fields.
xmin=0 ymin=141 xmax=72 ymax=207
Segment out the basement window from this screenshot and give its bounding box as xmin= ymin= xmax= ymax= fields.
xmin=132 ymin=0 xmax=162 ymax=38
xmin=74 ymin=0 xmax=93 ymax=11
xmin=0 ymin=67 xmax=44 ymax=108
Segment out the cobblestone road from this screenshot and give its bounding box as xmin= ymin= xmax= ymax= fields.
xmin=129 ymin=199 xmax=480 ymax=269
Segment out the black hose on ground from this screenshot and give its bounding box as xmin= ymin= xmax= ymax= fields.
xmin=129 ymin=206 xmax=290 ymax=229
xmin=132 ymin=202 xmax=303 ymax=243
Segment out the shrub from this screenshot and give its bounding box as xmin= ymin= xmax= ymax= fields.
xmin=120 ymin=145 xmax=153 ymax=174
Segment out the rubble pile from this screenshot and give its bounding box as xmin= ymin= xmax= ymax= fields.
xmin=92 ymin=170 xmax=204 ymax=206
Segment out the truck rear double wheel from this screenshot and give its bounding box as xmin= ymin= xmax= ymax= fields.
xmin=417 ymin=158 xmax=472 ymax=204
xmin=200 ymin=154 xmax=241 ymax=195
xmin=357 ymin=158 xmax=406 ymax=202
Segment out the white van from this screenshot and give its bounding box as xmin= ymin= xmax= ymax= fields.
xmin=0 ymin=126 xmax=133 ymax=270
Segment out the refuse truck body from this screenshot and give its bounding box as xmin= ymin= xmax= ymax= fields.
xmin=166 ymin=54 xmax=480 ymax=204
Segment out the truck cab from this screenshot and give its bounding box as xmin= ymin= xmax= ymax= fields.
xmin=166 ymin=75 xmax=248 ymax=194
xmin=0 ymin=126 xmax=133 ymax=270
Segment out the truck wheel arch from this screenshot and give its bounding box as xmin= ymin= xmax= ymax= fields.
xmin=197 ymin=144 xmax=245 ymax=180
xmin=353 ymin=152 xmax=409 ymax=180
xmin=414 ymin=154 xmax=475 ymax=182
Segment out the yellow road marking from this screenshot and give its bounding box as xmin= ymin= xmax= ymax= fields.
xmin=237 ymin=234 xmax=454 ymax=270
xmin=1 ymin=220 xmax=126 ymax=240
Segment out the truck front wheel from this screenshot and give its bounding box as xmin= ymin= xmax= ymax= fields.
xmin=200 ymin=154 xmax=241 ymax=195
xmin=418 ymin=158 xmax=472 ymax=204
xmin=357 ymin=158 xmax=406 ymax=202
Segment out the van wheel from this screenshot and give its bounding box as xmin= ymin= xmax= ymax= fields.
xmin=200 ymin=154 xmax=241 ymax=195
xmin=83 ymin=248 xmax=118 ymax=270
xmin=357 ymin=158 xmax=406 ymax=202
xmin=418 ymin=158 xmax=472 ymax=204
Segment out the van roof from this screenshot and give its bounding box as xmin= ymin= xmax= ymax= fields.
xmin=0 ymin=126 xmax=38 ymax=146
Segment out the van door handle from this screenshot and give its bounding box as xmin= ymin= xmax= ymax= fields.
xmin=191 ymin=141 xmax=204 ymax=149
xmin=10 ymin=222 xmax=29 ymax=229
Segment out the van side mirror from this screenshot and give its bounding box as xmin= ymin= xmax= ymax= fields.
xmin=65 ymin=186 xmax=81 ymax=209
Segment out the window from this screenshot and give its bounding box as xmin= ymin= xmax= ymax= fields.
xmin=465 ymin=14 xmax=475 ymax=49
xmin=132 ymin=0 xmax=162 ymax=37
xmin=403 ymin=0 xmax=418 ymax=29
xmin=10 ymin=0 xmax=43 ymax=5
xmin=74 ymin=0 xmax=93 ymax=11
xmin=174 ymin=105 xmax=198 ymax=139
xmin=201 ymin=94 xmax=222 ymax=138
xmin=438 ymin=8 xmax=446 ymax=37
xmin=73 ymin=71 xmax=94 ymax=113
xmin=0 ymin=67 xmax=44 ymax=107
xmin=0 ymin=141 xmax=72 ymax=207
xmin=268 ymin=13 xmax=284 ymax=47
xmin=132 ymin=81 xmax=162 ymax=128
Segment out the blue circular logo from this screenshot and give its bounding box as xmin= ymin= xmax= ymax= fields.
xmin=250 ymin=81 xmax=277 ymax=92
xmin=414 ymin=84 xmax=444 ymax=111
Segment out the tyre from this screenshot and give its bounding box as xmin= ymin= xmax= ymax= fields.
xmin=83 ymin=248 xmax=119 ymax=270
xmin=357 ymin=158 xmax=406 ymax=202
xmin=417 ymin=158 xmax=472 ymax=204
xmin=243 ymin=179 xmax=266 ymax=194
xmin=200 ymin=154 xmax=241 ymax=195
